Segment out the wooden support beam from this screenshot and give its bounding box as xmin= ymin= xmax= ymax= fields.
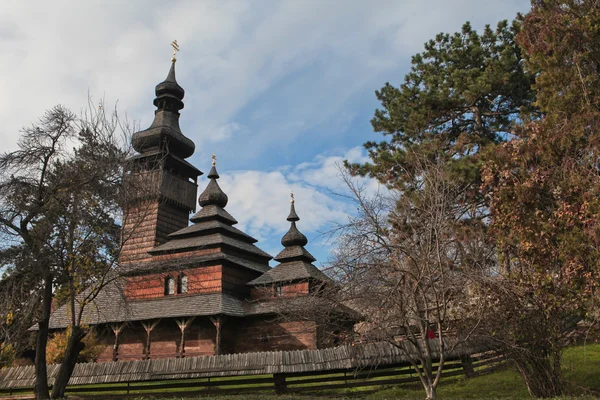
xmin=175 ymin=317 xmax=195 ymax=358
xmin=141 ymin=319 xmax=161 ymax=360
xmin=110 ymin=323 xmax=126 ymax=362
xmin=210 ymin=316 xmax=226 ymax=356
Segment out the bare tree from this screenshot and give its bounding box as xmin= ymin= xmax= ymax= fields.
xmin=322 ymin=158 xmax=493 ymax=400
xmin=0 ymin=101 xmax=138 ymax=399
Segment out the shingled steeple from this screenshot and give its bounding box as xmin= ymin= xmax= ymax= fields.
xmin=121 ymin=46 xmax=201 ymax=263
xmin=248 ymin=194 xmax=329 ymax=286
xmin=149 ymin=155 xmax=272 ymax=270
xmin=275 ymin=194 xmax=315 ymax=263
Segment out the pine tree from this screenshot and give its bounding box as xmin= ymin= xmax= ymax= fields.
xmin=349 ymin=20 xmax=536 ymax=206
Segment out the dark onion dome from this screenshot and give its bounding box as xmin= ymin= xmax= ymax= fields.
xmin=132 ymin=61 xmax=195 ymax=159
xmin=198 ymin=155 xmax=228 ymax=208
xmin=154 ymin=62 xmax=185 ymax=101
xmin=274 ymin=193 xmax=315 ymax=263
xmin=281 ymin=198 xmax=307 ymax=247
xmin=281 ymin=221 xmax=308 ymax=247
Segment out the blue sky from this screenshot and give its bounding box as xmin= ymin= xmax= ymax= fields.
xmin=0 ymin=0 xmax=531 ymax=265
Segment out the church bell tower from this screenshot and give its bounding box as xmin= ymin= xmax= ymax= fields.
xmin=121 ymin=42 xmax=202 ymax=263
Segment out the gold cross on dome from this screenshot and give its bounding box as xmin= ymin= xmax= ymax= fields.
xmin=212 ymin=153 xmax=217 ymax=166
xmin=171 ymin=40 xmax=180 ymax=62
xmin=290 ymin=191 xmax=295 ymax=204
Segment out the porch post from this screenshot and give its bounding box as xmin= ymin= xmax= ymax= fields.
xmin=175 ymin=317 xmax=195 ymax=358
xmin=110 ymin=323 xmax=126 ymax=362
xmin=141 ymin=319 xmax=161 ymax=360
xmin=210 ymin=316 xmax=226 ymax=356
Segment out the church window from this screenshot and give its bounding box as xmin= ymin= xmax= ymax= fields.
xmin=165 ymin=276 xmax=175 ymax=295
xmin=274 ymin=283 xmax=283 ymax=297
xmin=178 ymin=274 xmax=188 ymax=294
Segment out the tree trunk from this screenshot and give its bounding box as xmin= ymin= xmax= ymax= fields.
xmin=425 ymin=384 xmax=437 ymax=400
xmin=51 ymin=326 xmax=86 ymax=399
xmin=514 ymin=352 xmax=563 ymax=398
xmin=34 ymin=274 xmax=53 ymax=400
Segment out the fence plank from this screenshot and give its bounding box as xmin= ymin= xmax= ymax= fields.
xmin=0 ymin=343 xmax=502 ymax=398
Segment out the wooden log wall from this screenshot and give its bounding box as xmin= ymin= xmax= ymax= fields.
xmin=120 ymin=199 xmax=191 ymax=264
xmin=125 ymin=265 xmax=223 ymax=300
xmin=224 ymin=318 xmax=317 ymax=354
xmin=95 ymin=319 xmax=218 ymax=362
xmin=250 ymin=281 xmax=310 ymax=300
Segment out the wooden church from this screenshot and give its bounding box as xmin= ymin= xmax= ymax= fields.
xmin=46 ymin=55 xmax=355 ymax=362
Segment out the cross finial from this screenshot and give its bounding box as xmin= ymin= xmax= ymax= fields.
xmin=212 ymin=153 xmax=217 ymax=166
xmin=290 ymin=191 xmax=295 ymax=204
xmin=171 ymin=40 xmax=180 ymax=62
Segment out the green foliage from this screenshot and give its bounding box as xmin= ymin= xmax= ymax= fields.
xmin=349 ymin=20 xmax=536 ymax=201
xmin=480 ymin=1 xmax=600 ymax=397
xmin=483 ymin=0 xmax=600 ymax=330
xmin=46 ymin=328 xmax=104 ymax=365
xmin=343 ymin=17 xmax=536 ymax=400
xmin=0 ymin=343 xmax=15 ymax=369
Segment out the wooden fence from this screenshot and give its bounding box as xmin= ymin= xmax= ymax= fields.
xmin=0 ymin=343 xmax=504 ymax=399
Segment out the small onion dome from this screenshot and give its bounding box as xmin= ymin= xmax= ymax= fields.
xmin=198 ymin=156 xmax=228 ymax=208
xmin=281 ymin=221 xmax=308 ymax=247
xmin=281 ymin=194 xmax=308 ymax=246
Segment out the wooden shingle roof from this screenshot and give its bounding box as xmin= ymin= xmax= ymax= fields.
xmin=248 ymin=260 xmax=329 ymax=285
xmin=120 ymin=253 xmax=270 ymax=276
xmin=46 ymin=281 xmax=250 ymax=329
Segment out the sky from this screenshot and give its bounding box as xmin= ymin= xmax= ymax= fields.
xmin=0 ymin=0 xmax=531 ymax=265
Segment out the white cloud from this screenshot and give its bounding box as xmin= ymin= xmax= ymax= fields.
xmin=290 ymin=146 xmax=379 ymax=194
xmin=0 ymin=0 xmax=530 ymax=261
xmin=214 ymin=146 xmax=385 ymax=257
xmin=218 ymin=169 xmax=350 ymax=243
xmin=0 ymin=0 xmax=530 ymax=158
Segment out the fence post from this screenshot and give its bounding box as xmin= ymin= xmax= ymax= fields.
xmin=460 ymin=354 xmax=475 ymax=378
xmin=127 ymin=381 xmax=130 ymax=394
xmin=273 ymin=373 xmax=287 ymax=394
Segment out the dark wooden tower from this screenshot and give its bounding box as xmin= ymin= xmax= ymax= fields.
xmin=121 ymin=60 xmax=202 ymax=263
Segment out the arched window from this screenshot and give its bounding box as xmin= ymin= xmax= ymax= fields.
xmin=177 ymin=274 xmax=188 ymax=294
xmin=164 ymin=276 xmax=175 ymax=295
